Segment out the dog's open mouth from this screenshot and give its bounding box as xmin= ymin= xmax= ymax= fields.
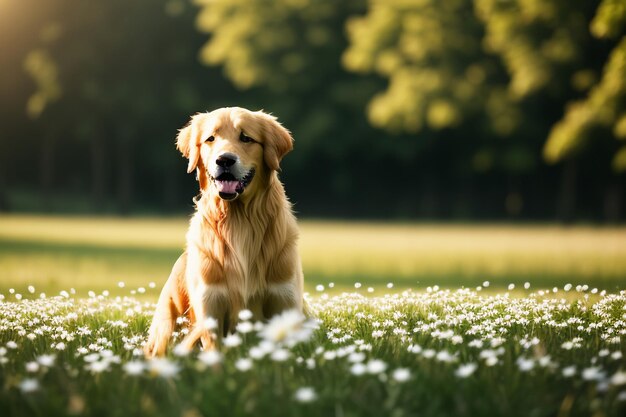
xmin=212 ymin=169 xmax=255 ymax=200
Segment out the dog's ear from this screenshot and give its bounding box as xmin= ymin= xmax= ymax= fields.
xmin=258 ymin=112 xmax=294 ymax=171
xmin=176 ymin=117 xmax=201 ymax=174
xmin=196 ymin=158 xmax=210 ymax=192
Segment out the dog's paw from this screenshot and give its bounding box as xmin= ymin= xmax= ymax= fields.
xmin=143 ymin=341 xmax=157 ymax=358
xmin=179 ymin=325 xmax=217 ymax=352
xmin=144 ymin=329 xmax=170 ymax=357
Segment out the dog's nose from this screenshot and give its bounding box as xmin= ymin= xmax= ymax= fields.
xmin=216 ymin=153 xmax=237 ymax=168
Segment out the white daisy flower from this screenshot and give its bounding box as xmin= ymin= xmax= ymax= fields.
xmin=294 ymin=387 xmax=317 ymax=403
xmin=392 ymin=368 xmax=411 ymax=382
xmin=88 ymin=360 xmax=110 ymax=374
xmin=323 ymin=351 xmax=336 ymax=361
xmin=270 ymin=349 xmax=290 ymax=362
xmin=19 ymin=378 xmax=39 ymax=393
xmin=260 ymin=309 xmax=315 ymax=346
xmin=238 ymin=310 xmax=253 ymax=321
xmin=582 ymin=366 xmax=605 ymax=381
xmin=610 ymin=371 xmax=626 ymax=386
xmin=350 ymin=363 xmax=367 ymax=376
xmin=25 ymin=362 xmax=39 ymax=373
xmin=83 ymin=353 xmax=100 ymax=363
xmin=203 ymin=317 xmax=218 ymax=330
xmin=198 ymin=350 xmax=222 ymax=366
xmin=562 ymin=366 xmax=576 ymax=377
xmin=149 ymin=358 xmax=180 ymax=378
xmin=123 ymin=361 xmax=145 ymax=376
xmin=348 ymin=352 xmax=366 ymax=363
xmin=516 ymin=357 xmax=535 ymax=372
xmin=234 ymin=358 xmax=253 ymax=372
xmin=36 ymin=354 xmax=56 ymax=367
xmin=455 ymin=363 xmax=478 ymax=378
xmin=436 ymin=350 xmax=455 ymax=363
xmin=172 ymin=344 xmax=191 ymax=357
xmin=236 ymin=321 xmax=254 ymax=334
xmin=223 ymin=334 xmax=242 ymax=348
xmin=422 ymin=349 xmax=436 ymax=358
xmin=366 ymin=359 xmax=387 ymax=374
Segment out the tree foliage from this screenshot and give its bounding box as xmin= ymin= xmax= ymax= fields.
xmin=342 ymin=0 xmax=519 ymax=135
xmin=544 ymin=0 xmax=626 ymax=172
xmin=3 ymin=0 xmax=624 ymax=219
xmin=475 ymin=0 xmax=594 ymax=99
xmin=191 ymin=0 xmax=625 ymax=219
xmin=338 ymin=0 xmax=626 ymax=180
xmin=195 ymin=0 xmax=398 ymax=212
xmin=196 ymin=0 xmax=362 ymax=93
xmin=16 ymin=0 xmax=237 ymax=212
xmin=342 ymin=0 xmax=605 ymax=136
xmin=195 ymin=0 xmax=371 ymax=142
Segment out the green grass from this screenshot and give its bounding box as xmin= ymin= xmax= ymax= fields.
xmin=0 ymin=289 xmax=624 ymax=417
xmin=0 ymin=215 xmax=625 ymax=416
xmin=1 ymin=215 xmax=625 ymax=297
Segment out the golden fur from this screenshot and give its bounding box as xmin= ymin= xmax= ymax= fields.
xmin=144 ymin=107 xmax=305 ymax=356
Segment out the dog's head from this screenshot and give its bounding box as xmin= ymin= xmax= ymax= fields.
xmin=176 ymin=107 xmax=293 ymax=201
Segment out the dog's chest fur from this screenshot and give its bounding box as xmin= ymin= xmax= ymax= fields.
xmin=223 ymin=211 xmax=269 ymax=302
xmin=187 ymin=200 xmax=285 ymax=304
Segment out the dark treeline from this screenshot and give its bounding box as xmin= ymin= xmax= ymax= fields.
xmin=0 ymin=0 xmax=624 ymax=221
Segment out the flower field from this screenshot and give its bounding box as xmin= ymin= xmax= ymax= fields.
xmin=1 ymin=216 xmax=625 ymax=416
xmin=1 ymin=283 xmax=625 ymax=417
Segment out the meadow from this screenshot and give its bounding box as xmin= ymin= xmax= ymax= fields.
xmin=0 ymin=285 xmax=625 ymax=416
xmin=0 ymin=215 xmax=625 ymax=416
xmin=1 ymin=215 xmax=626 ymax=296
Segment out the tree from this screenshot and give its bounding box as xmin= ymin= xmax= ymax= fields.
xmin=474 ymin=0 xmax=604 ymax=221
xmin=4 ymin=0 xmax=623 ymax=219
xmin=0 ymin=1 xmax=63 ymax=211
xmin=342 ymin=0 xmax=544 ymax=217
xmin=195 ymin=0 xmax=403 ymax=215
xmin=343 ymin=0 xmax=523 ymax=135
xmin=542 ymin=0 xmax=626 ymax=221
xmin=22 ymin=0 xmax=236 ymax=213
xmin=544 ymin=0 xmax=626 ymax=170
xmin=342 ymin=0 xmax=621 ymax=220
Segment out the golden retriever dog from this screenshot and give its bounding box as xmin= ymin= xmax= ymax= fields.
xmin=144 ymin=107 xmax=305 ymax=356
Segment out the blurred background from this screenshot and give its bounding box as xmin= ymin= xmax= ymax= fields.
xmin=2 ymin=0 xmax=625 ymax=220
xmin=1 ymin=0 xmax=625 ymax=296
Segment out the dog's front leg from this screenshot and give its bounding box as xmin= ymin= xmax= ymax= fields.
xmin=180 ymin=252 xmax=229 ymax=351
xmin=263 ymin=248 xmax=305 ymax=318
xmin=144 ymin=253 xmax=188 ymax=357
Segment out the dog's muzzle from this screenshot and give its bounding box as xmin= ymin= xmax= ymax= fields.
xmin=209 ymin=158 xmax=255 ymax=201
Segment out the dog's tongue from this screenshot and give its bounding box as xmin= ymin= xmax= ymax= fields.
xmin=216 ymin=180 xmax=239 ymax=194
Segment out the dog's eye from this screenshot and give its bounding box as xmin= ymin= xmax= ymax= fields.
xmin=240 ymin=132 xmax=254 ymax=143
xmin=205 ymin=136 xmax=214 ymax=143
